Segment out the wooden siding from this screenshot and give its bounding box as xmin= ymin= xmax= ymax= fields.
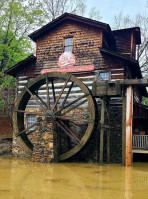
xmin=35 ymin=21 xmax=103 ymax=74
xmin=114 ymin=31 xmax=132 ymax=57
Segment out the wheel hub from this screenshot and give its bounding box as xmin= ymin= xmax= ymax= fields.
xmin=44 ymin=110 xmax=56 ymax=122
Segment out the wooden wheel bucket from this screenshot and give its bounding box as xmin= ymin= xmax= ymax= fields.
xmin=13 ymin=72 xmax=96 ymax=161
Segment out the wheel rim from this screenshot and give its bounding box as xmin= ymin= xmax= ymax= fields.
xmin=13 ymin=72 xmax=96 ymax=161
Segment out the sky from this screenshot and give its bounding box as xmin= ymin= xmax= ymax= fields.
xmin=86 ymin=0 xmax=147 ymax=25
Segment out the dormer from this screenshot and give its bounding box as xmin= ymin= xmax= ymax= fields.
xmin=113 ymin=27 xmax=141 ymax=59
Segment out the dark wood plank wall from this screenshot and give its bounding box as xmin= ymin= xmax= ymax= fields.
xmin=114 ymin=32 xmax=132 ymax=57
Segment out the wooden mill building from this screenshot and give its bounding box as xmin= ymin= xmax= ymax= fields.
xmin=5 ymin=13 xmax=148 ymax=165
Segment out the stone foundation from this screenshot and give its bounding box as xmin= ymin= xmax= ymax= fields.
xmin=32 ymin=122 xmax=56 ymax=163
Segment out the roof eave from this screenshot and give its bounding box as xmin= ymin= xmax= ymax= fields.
xmin=113 ymin=27 xmax=141 ymax=45
xmin=4 ymin=55 xmax=36 ymax=77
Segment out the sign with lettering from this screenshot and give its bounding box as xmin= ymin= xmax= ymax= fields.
xmin=41 ymin=65 xmax=94 ymax=74
xmin=58 ymin=52 xmax=75 ymax=68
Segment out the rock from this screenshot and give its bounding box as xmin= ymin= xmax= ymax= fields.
xmin=0 ymin=138 xmax=12 ymax=156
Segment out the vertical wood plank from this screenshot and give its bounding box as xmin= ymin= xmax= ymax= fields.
xmin=122 ymin=88 xmax=126 ymax=166
xmin=126 ymin=86 xmax=133 ymax=166
xmin=105 ymin=100 xmax=110 ymax=163
xmin=130 ymin=33 xmax=133 ymax=57
xmin=99 ymin=98 xmax=105 ymax=164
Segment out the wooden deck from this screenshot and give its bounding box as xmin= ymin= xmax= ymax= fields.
xmin=132 ymin=149 xmax=148 ymax=154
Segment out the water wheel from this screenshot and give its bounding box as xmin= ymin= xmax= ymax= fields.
xmin=13 ymin=72 xmax=96 ymax=161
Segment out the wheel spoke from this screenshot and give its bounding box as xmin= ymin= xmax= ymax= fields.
xmin=14 ymin=109 xmax=43 ymax=116
xmin=34 ymin=91 xmax=48 ymax=108
xmin=26 ymin=128 xmax=37 ymax=136
xmin=51 ymin=79 xmax=56 ymax=103
xmin=57 ymin=116 xmax=93 ymax=123
xmin=16 ymin=121 xmax=38 ymax=137
xmin=68 ymin=119 xmax=87 ymax=130
xmin=24 ymin=86 xmax=45 ymax=110
xmin=56 ymin=93 xmax=89 ymax=114
xmin=51 ymin=74 xmax=71 ymax=111
xmin=56 ymin=121 xmax=81 ymax=146
xmin=59 ymin=120 xmax=80 ymax=142
xmin=46 ymin=74 xmax=50 ymax=109
xmin=61 ymin=99 xmax=87 ymax=116
xmin=60 ymin=82 xmax=74 ymax=109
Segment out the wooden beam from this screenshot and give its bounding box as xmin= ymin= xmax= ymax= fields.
xmin=126 ymin=86 xmax=133 ymax=166
xmin=99 ymin=98 xmax=105 ymax=164
xmin=104 ymin=100 xmax=110 ymax=164
xmin=120 ymin=79 xmax=148 ymax=87
xmin=130 ymin=33 xmax=133 ymax=56
xmin=122 ymin=88 xmax=126 ymax=166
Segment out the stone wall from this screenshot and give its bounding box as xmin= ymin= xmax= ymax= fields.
xmin=107 ymin=105 xmax=122 ymax=163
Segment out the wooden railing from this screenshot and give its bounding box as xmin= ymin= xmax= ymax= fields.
xmin=132 ymin=135 xmax=148 ymax=149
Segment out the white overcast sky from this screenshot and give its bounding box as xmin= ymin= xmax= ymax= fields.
xmin=86 ymin=0 xmax=147 ymax=25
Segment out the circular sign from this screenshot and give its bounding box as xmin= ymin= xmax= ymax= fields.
xmin=58 ymin=52 xmax=75 ymax=68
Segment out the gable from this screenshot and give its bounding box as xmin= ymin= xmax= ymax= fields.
xmin=29 ymin=13 xmax=113 ymax=42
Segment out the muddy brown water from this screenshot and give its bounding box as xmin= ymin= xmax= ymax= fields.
xmin=0 ymin=157 xmax=148 ymax=199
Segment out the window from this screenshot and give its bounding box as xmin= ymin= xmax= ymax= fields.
xmin=99 ymin=72 xmax=109 ymax=80
xmin=27 ymin=75 xmax=36 ymax=82
xmin=64 ymin=38 xmax=73 ymax=52
xmin=26 ymin=114 xmax=36 ymax=130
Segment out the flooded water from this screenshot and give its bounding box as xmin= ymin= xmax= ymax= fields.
xmin=0 ymin=157 xmax=148 ymax=199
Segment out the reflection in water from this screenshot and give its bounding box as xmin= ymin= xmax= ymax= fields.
xmin=125 ymin=167 xmax=132 ymax=199
xmin=0 ymin=157 xmax=148 ymax=199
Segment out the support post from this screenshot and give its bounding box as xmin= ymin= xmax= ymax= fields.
xmin=122 ymin=88 xmax=126 ymax=166
xmin=106 ymin=130 xmax=110 ymax=163
xmin=52 ymin=121 xmax=58 ymax=163
xmin=99 ymin=98 xmax=105 ymax=164
xmin=125 ymin=86 xmax=133 ymax=166
xmin=105 ymin=100 xmax=110 ymax=163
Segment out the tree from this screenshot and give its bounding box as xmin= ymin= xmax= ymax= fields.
xmin=88 ymin=7 xmax=102 ymax=21
xmin=0 ymin=0 xmax=45 ymax=114
xmin=113 ymin=12 xmax=148 ymax=77
xmin=37 ymin=0 xmax=101 ymax=21
xmin=0 ymin=0 xmax=45 ymax=72
xmin=38 ymin=0 xmax=86 ymax=20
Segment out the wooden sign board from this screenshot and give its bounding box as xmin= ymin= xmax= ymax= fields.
xmin=41 ymin=65 xmax=94 ymax=74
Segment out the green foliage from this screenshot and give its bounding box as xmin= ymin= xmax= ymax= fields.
xmin=0 ymin=0 xmax=45 ymax=114
xmin=0 ymin=0 xmax=45 ymax=72
xmin=142 ymin=97 xmax=148 ymax=106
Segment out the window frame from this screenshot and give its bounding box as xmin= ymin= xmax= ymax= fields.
xmin=26 ymin=114 xmax=36 ymax=130
xmin=99 ymin=71 xmax=110 ymax=80
xmin=63 ymin=37 xmax=74 ymax=52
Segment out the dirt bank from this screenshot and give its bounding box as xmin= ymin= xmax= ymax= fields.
xmin=0 ymin=138 xmax=12 ymax=156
